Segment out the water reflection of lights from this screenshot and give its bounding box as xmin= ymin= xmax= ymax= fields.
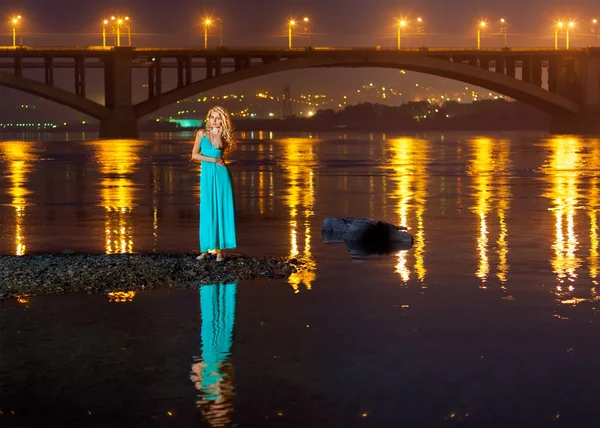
xmin=107 ymin=291 xmax=136 ymax=302
xmin=469 ymin=138 xmax=492 ymax=287
xmin=547 ymin=138 xmax=600 ymax=312
xmin=0 ymin=142 xmax=37 ymax=255
xmin=388 ymin=138 xmax=428 ymax=285
xmin=91 ymin=141 xmax=141 ymax=254
xmin=16 ymin=294 xmax=31 ymax=306
xmin=282 ymin=138 xmax=317 ymax=292
xmin=541 ymin=138 xmax=582 ymax=290
xmin=468 ymin=138 xmax=512 ymax=289
xmin=190 ymin=283 xmax=236 ymax=427
xmin=588 ymin=143 xmax=599 ymax=284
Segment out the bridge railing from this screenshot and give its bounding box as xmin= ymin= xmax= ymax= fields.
xmin=0 ymin=45 xmax=588 ymax=53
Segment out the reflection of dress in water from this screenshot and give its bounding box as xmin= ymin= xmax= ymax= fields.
xmin=190 ymin=282 xmax=237 ymax=427
xmin=199 ymin=135 xmax=237 ymax=252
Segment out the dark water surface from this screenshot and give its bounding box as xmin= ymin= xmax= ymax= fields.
xmin=1 ymin=131 xmax=600 ymax=427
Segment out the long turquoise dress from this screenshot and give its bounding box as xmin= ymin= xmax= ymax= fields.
xmin=199 ymin=135 xmax=237 ymax=252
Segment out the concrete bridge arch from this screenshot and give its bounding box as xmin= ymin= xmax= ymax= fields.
xmin=134 ymin=53 xmax=581 ymax=119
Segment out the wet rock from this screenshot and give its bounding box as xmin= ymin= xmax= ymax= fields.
xmin=0 ymin=253 xmax=305 ymax=297
xmin=321 ymin=217 xmax=413 ymax=257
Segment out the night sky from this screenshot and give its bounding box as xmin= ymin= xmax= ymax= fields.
xmin=0 ymin=0 xmax=598 ymax=118
xmin=5 ymin=0 xmax=598 ymax=46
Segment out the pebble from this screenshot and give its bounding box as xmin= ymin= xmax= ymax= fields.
xmin=0 ymin=253 xmax=306 ymax=298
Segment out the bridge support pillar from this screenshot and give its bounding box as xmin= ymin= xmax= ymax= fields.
xmin=551 ymin=48 xmax=600 ymax=134
xmin=100 ymin=47 xmax=139 ymax=139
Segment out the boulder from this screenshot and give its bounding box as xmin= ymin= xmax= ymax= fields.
xmin=321 ymin=217 xmax=413 ymax=256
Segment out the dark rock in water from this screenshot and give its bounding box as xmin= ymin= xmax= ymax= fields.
xmin=345 ymin=239 xmax=413 ymax=259
xmin=321 ymin=217 xmax=413 ymax=257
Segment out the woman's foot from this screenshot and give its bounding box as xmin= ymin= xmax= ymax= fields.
xmin=196 ymin=252 xmax=209 ymax=261
xmin=216 ymin=251 xmax=226 ymax=262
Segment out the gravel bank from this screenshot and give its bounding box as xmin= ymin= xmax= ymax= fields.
xmin=0 ymin=253 xmax=306 ymax=298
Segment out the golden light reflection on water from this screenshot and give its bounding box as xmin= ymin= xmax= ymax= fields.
xmin=388 ymin=138 xmax=428 ymax=286
xmin=0 ymin=142 xmax=37 ymax=255
xmin=16 ymin=294 xmax=31 ymax=307
xmin=541 ymin=137 xmax=582 ymax=289
xmin=91 ymin=141 xmax=141 ymax=254
xmin=588 ymin=142 xmax=599 ymax=284
xmin=468 ymin=138 xmax=512 ymax=289
xmin=107 ymin=291 xmax=136 ymax=302
xmin=281 ymin=138 xmax=317 ymax=292
xmin=541 ymin=138 xmax=600 ymax=309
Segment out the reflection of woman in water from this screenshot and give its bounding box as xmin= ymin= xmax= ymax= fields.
xmin=190 ymin=282 xmax=237 ymax=427
xmin=191 ymin=106 xmax=237 ymax=262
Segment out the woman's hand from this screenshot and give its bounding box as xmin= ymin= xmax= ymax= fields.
xmin=215 ymin=158 xmax=225 ymax=166
xmin=211 ymin=127 xmax=222 ymax=139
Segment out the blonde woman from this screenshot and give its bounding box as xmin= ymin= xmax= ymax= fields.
xmin=191 ymin=106 xmax=237 ymax=261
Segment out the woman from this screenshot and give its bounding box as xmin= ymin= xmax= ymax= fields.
xmin=191 ymin=106 xmax=237 ymax=262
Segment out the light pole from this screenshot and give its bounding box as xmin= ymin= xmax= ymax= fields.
xmin=125 ymin=16 xmax=131 ymax=46
xmin=11 ymin=15 xmax=21 ymax=48
xmin=102 ymin=19 xmax=109 ymax=48
xmin=303 ymin=17 xmax=311 ymax=46
xmin=555 ymin=21 xmax=563 ymax=50
xmin=204 ymin=18 xmax=211 ymax=49
xmin=566 ymin=21 xmax=575 ymax=49
xmin=500 ymin=18 xmax=508 ymax=47
xmin=116 ymin=19 xmax=123 ymax=47
xmin=416 ymin=17 xmax=424 ymax=39
xmin=288 ymin=19 xmax=295 ymax=49
xmin=397 ymin=20 xmax=406 ymax=50
xmin=217 ymin=18 xmax=223 ymax=47
xmin=477 ymin=21 xmax=486 ymax=50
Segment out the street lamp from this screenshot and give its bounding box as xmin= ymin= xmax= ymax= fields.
xmin=416 ymin=17 xmax=424 ymax=38
xmin=102 ymin=19 xmax=109 ymax=48
xmin=11 ymin=15 xmax=21 ymax=48
xmin=203 ymin=18 xmax=211 ymax=49
xmin=592 ymin=18 xmax=598 ymax=44
xmin=216 ymin=18 xmax=223 ymax=48
xmin=500 ymin=18 xmax=508 ymax=47
xmin=303 ymin=16 xmax=311 ymax=46
xmin=116 ymin=18 xmax=124 ymax=47
xmin=288 ymin=19 xmax=296 ymax=49
xmin=555 ymin=21 xmax=564 ymax=50
xmin=397 ymin=20 xmax=407 ymax=50
xmin=566 ymin=21 xmax=575 ymax=49
xmin=477 ymin=21 xmax=486 ymax=50
xmin=125 ymin=16 xmax=131 ymax=46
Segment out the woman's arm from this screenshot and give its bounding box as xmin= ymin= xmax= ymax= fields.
xmin=191 ymin=130 xmax=217 ymax=163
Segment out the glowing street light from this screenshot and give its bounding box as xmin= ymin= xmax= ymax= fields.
xmin=303 ymin=17 xmax=311 ymax=46
xmin=116 ymin=18 xmax=124 ymax=47
xmin=566 ymin=21 xmax=575 ymax=50
xmin=416 ymin=17 xmax=424 ymax=38
xmin=124 ymin=16 xmax=131 ymax=46
xmin=397 ymin=19 xmax=407 ymax=50
xmin=11 ymin=15 xmax=22 ymax=48
xmin=102 ymin=19 xmax=109 ymax=48
xmin=288 ymin=19 xmax=296 ymax=49
xmin=203 ymin=18 xmax=211 ymax=49
xmin=500 ymin=18 xmax=507 ymax=44
xmin=555 ymin=21 xmax=564 ymax=50
xmin=592 ymin=18 xmax=599 ymax=44
xmin=477 ymin=21 xmax=487 ymax=50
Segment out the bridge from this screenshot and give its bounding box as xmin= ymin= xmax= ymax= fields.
xmin=0 ymin=46 xmax=598 ymax=137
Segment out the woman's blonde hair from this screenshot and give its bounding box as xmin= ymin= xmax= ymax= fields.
xmin=204 ymin=106 xmax=235 ymax=151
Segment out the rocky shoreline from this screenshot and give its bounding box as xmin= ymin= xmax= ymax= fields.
xmin=0 ymin=253 xmax=305 ymax=298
